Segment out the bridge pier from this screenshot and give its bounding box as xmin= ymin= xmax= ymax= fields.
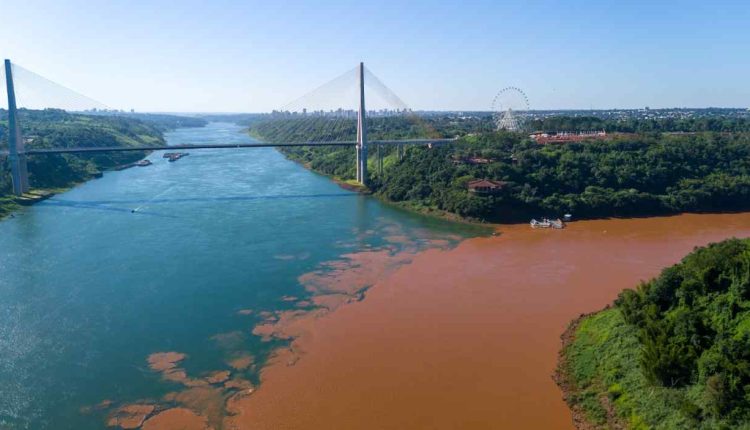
xmin=8 ymin=154 xmax=29 ymax=195
xmin=5 ymin=59 xmax=30 ymax=196
xmin=356 ymin=62 xmax=368 ymax=185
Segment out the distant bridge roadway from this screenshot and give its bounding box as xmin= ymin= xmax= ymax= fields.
xmin=0 ymin=138 xmax=457 ymax=156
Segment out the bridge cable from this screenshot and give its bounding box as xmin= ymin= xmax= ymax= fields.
xmin=9 ymin=63 xmax=109 ymax=111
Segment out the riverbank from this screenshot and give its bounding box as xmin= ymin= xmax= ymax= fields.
xmin=253 ymin=120 xmax=750 ymax=224
xmin=0 ymin=149 xmax=187 ymax=220
xmin=272 ymin=152 xmax=477 ymax=227
xmin=0 ymin=189 xmax=60 ymax=219
xmin=280 ymin=143 xmax=750 ymax=230
xmin=272 ymin=148 xmax=497 ymax=226
xmin=556 ymin=238 xmax=750 ymax=429
xmin=376 ymin=196 xmax=495 ymax=226
xmin=0 ymin=164 xmax=134 ymax=220
xmin=554 ymin=307 xmax=625 ymax=430
xmin=222 ymin=213 xmax=750 ymax=429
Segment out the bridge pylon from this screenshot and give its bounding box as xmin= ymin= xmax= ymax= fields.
xmin=356 ymin=62 xmax=368 ymax=186
xmin=4 ymin=59 xmax=30 ymax=196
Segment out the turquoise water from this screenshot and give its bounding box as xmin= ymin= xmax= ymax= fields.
xmin=0 ymin=123 xmax=483 ymax=429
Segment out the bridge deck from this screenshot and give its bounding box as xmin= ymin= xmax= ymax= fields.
xmin=0 ymin=139 xmax=456 ymax=156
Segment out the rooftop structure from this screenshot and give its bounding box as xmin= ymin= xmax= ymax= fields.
xmin=467 ymin=179 xmax=507 ymax=194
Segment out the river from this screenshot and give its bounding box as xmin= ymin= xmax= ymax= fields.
xmin=0 ymin=122 xmax=480 ymax=430
xmin=225 ymin=212 xmax=750 ymax=430
xmin=4 ymin=122 xmax=750 ymax=430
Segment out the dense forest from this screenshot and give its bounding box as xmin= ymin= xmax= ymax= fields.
xmin=249 ymin=115 xmax=750 ymax=221
xmin=250 ymin=111 xmax=750 ymax=140
xmin=528 ymin=115 xmax=750 ymax=133
xmin=0 ymin=109 xmax=206 ymax=216
xmin=560 ymin=238 xmax=750 ymax=429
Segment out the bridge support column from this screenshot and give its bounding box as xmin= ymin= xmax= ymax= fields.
xmin=356 ymin=62 xmax=368 ymax=186
xmin=5 ymin=59 xmax=29 ymax=196
xmin=8 ymin=154 xmax=29 ymax=195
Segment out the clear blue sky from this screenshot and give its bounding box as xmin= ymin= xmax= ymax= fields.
xmin=1 ymin=0 xmax=748 ymax=112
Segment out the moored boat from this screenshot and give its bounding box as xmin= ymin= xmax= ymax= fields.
xmin=530 ymin=217 xmax=565 ymax=229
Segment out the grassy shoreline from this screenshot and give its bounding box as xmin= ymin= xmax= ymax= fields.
xmin=556 ymin=239 xmax=750 ymax=430
xmin=0 ymin=188 xmax=65 ymax=219
xmin=554 ymin=304 xmax=703 ymax=430
xmin=554 ymin=307 xmax=632 ymax=430
xmin=1 ymin=181 xmax=108 ymax=220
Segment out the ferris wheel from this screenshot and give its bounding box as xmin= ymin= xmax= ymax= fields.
xmin=491 ymin=87 xmax=530 ymax=132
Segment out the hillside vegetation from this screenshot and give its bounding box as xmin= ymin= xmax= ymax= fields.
xmin=0 ymin=109 xmax=205 ymax=216
xmin=559 ymin=238 xmax=750 ymax=429
xmin=250 ymin=116 xmax=750 ymax=221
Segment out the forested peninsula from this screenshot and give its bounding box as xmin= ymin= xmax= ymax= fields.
xmin=250 ymin=115 xmax=750 ymax=222
xmin=0 ymin=109 xmax=206 ymax=217
xmin=556 ymin=238 xmax=750 ymax=429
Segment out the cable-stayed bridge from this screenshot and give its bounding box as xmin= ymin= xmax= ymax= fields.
xmin=2 ymin=60 xmax=455 ymax=196
xmin=19 ymin=139 xmax=452 ymax=154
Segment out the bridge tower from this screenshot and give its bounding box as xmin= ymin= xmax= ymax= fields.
xmin=4 ymin=59 xmax=30 ymax=196
xmin=356 ymin=62 xmax=368 ymax=185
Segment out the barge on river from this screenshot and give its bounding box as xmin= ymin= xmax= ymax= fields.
xmin=163 ymin=152 xmax=189 ymax=162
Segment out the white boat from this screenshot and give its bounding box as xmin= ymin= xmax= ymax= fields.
xmin=530 ymin=218 xmax=565 ymax=229
xmin=550 ymin=218 xmax=565 ymax=229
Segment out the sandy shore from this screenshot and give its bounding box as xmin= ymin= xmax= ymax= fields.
xmin=223 ymin=213 xmax=750 ymax=429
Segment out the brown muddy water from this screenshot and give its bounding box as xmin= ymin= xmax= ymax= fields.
xmin=221 ymin=213 xmax=750 ymax=430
